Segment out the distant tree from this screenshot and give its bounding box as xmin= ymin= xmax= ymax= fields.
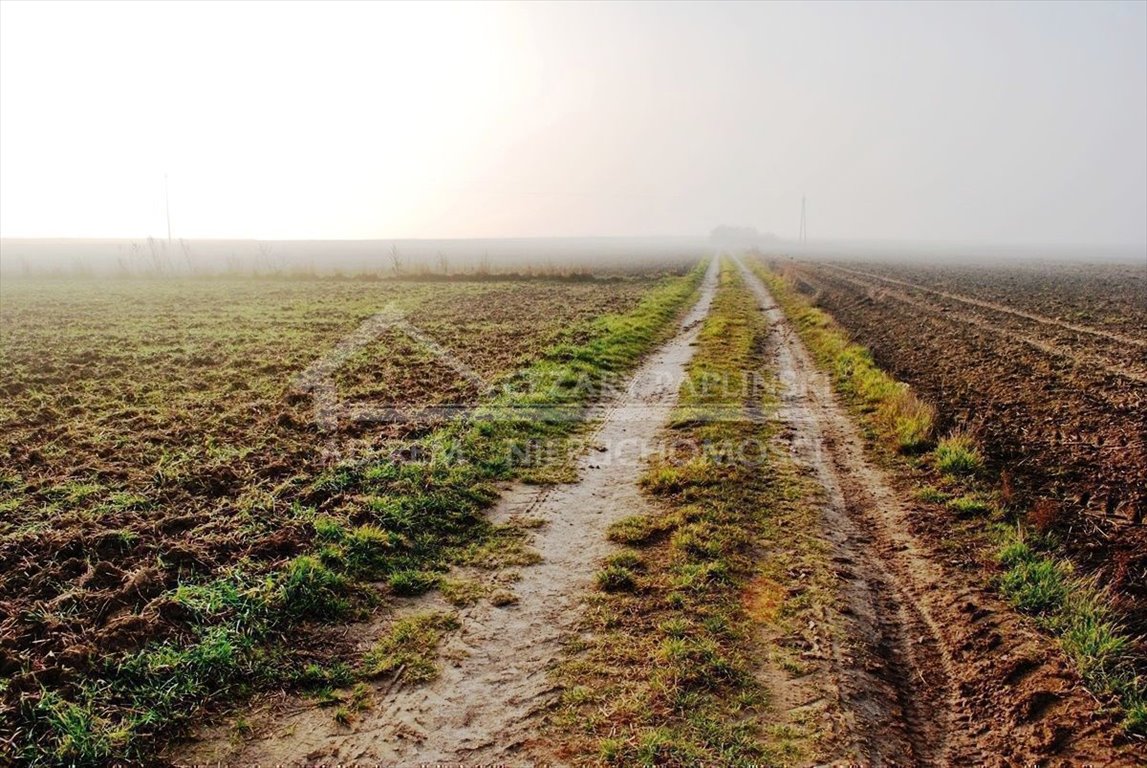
xmin=257 ymin=242 xmax=278 ymax=275
xmin=179 ymin=239 xmax=193 ymax=273
xmin=146 ymin=236 xmax=169 ymax=274
xmin=436 ymin=250 xmax=449 ymax=276
xmin=390 ymin=243 xmax=403 ymax=276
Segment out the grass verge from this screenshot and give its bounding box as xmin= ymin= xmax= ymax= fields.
xmin=753 ymin=256 xmax=1145 ymax=737
xmin=995 ymin=528 xmax=1145 ymax=735
xmin=546 ymin=260 xmax=836 ymax=766
xmin=11 ymin=261 xmax=709 ymax=766
xmin=747 ymin=263 xmax=934 ymax=453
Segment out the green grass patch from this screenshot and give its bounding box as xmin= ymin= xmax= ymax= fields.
xmin=935 ymin=432 xmax=984 ymax=477
xmin=361 ymin=611 xmax=460 ymax=684
xmin=279 ymin=555 xmax=352 ymax=620
xmin=994 ymin=527 xmax=1145 ymax=734
xmin=915 ymin=485 xmax=949 ymax=504
xmin=607 ymin=513 xmax=675 ymax=546
xmin=749 ymin=263 xmax=935 ymax=453
xmin=946 ymin=494 xmax=993 ymax=517
xmin=439 ymin=577 xmax=489 ymax=606
xmin=596 ymin=564 xmax=639 ymax=593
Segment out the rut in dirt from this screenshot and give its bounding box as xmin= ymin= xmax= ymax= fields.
xmin=737 ymin=256 xmax=1142 ymax=768
xmin=171 ymin=260 xmax=720 ymax=766
xmin=733 ymin=256 xmax=975 ymax=766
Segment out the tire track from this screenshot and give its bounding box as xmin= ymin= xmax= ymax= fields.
xmin=738 ymin=256 xmax=1142 ymax=767
xmin=735 ymin=256 xmax=976 ymax=766
xmin=170 ymin=260 xmax=721 ymax=767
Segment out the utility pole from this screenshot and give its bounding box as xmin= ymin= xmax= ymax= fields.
xmin=799 ymin=195 xmax=807 ymax=244
xmin=164 ymin=173 xmax=172 ymax=242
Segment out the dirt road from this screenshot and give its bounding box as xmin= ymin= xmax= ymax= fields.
xmin=734 ymin=256 xmax=1138 ymax=767
xmin=173 ymin=256 xmax=1136 ymax=767
xmin=172 ymin=260 xmax=720 ymax=766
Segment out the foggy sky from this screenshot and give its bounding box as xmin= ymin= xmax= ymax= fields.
xmin=1 ymin=0 xmax=1144 ymax=247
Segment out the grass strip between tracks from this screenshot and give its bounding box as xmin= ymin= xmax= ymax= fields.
xmin=546 ymin=259 xmax=837 ymax=766
xmin=751 ymin=256 xmax=1145 ymax=737
xmin=11 ymin=261 xmax=708 ymax=767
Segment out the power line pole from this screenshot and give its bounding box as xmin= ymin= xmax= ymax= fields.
xmin=164 ymin=173 xmax=172 ymax=242
xmin=799 ymin=195 xmax=807 ymax=244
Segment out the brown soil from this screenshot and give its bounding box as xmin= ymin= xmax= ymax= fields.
xmin=169 ymin=263 xmax=721 ymax=765
xmin=735 ymin=256 xmax=1139 ymax=766
xmin=775 ymin=258 xmax=1147 ymax=628
xmin=0 ymin=277 xmax=653 ymax=715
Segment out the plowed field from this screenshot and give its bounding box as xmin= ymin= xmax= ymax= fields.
xmin=771 ymin=258 xmax=1147 ymax=624
xmin=0 ymin=275 xmax=660 ymax=737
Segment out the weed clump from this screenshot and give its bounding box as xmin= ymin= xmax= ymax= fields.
xmin=947 ymin=494 xmax=992 ymax=517
xmin=935 ymin=433 xmax=984 ymax=476
xmin=438 ymin=577 xmax=488 ymax=606
xmin=605 ymin=549 xmax=644 ymax=571
xmin=995 ymin=528 xmax=1145 ymax=733
xmin=596 ymin=564 xmax=638 ymax=593
xmin=279 ymin=556 xmax=350 ymax=620
xmin=1026 ymin=498 xmax=1064 ymax=535
xmin=883 ymin=391 xmax=936 ymax=453
xmin=999 ymin=557 xmax=1068 ymax=614
xmin=915 ymin=485 xmax=948 ymax=504
xmin=387 ymin=570 xmax=439 ymax=596
xmin=607 ymin=514 xmax=668 ymax=546
xmin=361 ymin=611 xmax=459 ymax=684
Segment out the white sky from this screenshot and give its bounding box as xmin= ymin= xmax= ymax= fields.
xmin=1 ymin=0 xmax=1145 ymax=245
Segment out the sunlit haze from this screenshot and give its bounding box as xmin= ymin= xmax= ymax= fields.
xmin=1 ymin=0 xmax=1144 ymax=246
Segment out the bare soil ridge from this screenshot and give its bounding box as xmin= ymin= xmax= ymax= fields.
xmin=781 ymin=259 xmax=1147 ymax=617
xmin=816 ymin=264 xmax=1147 ymax=385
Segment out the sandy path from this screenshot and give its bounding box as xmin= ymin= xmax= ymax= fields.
xmin=172 ymin=259 xmax=719 ymax=767
xmin=735 ymin=256 xmax=1138 ymax=767
xmin=736 ymin=256 xmax=975 ymax=764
